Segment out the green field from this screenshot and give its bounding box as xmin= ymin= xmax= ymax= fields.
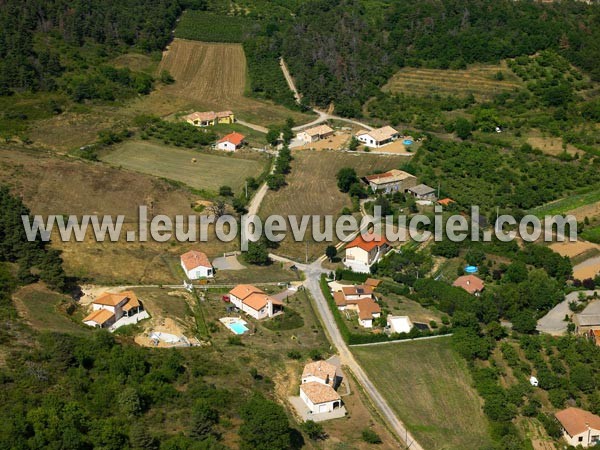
xmin=102 ymin=140 xmax=265 ymax=193
xmin=353 ymin=337 xmax=494 ymax=450
xmin=529 ymin=187 xmax=600 ymax=217
xmin=174 ymin=10 xmax=262 ymax=43
xmin=581 ymin=225 xmax=600 ymax=244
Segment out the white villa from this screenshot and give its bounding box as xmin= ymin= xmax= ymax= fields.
xmin=296 ymin=124 xmax=334 ymax=144
xmin=343 ymin=233 xmax=390 ymax=273
xmin=228 ymin=284 xmax=283 ymax=320
xmin=555 ymin=407 xmax=600 ymax=447
xmin=357 ymin=298 xmax=381 ymax=328
xmin=387 ymin=315 xmax=413 ymax=334
xmin=83 ymin=291 xmax=142 ymax=328
xmin=332 ymin=284 xmax=381 ymax=328
xmin=356 ymin=126 xmax=399 ymax=148
xmin=180 ymin=250 xmax=214 ymax=279
xmin=365 ymin=169 xmax=417 ymax=194
xmin=216 ymin=132 xmax=245 ymax=151
xmin=299 ymin=361 xmax=343 ymax=415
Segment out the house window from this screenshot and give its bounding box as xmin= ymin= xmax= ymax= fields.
xmin=579 ymin=436 xmax=583 ymax=442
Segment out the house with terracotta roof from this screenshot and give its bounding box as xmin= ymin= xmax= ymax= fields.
xmin=356 ymin=126 xmax=400 ymax=148
xmin=180 ymin=250 xmax=213 ymax=279
xmin=453 ymin=275 xmax=485 ymax=296
xmin=228 ymin=284 xmax=283 ymax=320
xmin=216 ymin=132 xmax=245 ymax=151
xmin=83 ymin=291 xmax=142 ymax=328
xmin=183 ymin=110 xmax=235 ymax=127
xmin=364 ymin=169 xmax=417 ymax=194
xmin=555 ymin=407 xmax=600 ymax=447
xmin=302 ymin=360 xmax=338 ymax=387
xmin=357 ymin=298 xmax=381 ymax=328
xmin=300 ymin=382 xmax=342 ymax=415
xmin=364 ymin=278 xmax=382 ymax=289
xmin=343 ymin=233 xmax=390 ymax=273
xmin=296 ymin=124 xmax=334 ymax=144
xmin=437 ymin=197 xmax=455 ymax=207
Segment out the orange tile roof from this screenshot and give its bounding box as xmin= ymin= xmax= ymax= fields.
xmin=93 ymin=292 xmax=130 ymax=307
xmin=345 ymin=233 xmax=389 ymax=252
xmin=83 ymin=308 xmax=114 ymax=325
xmin=301 ymin=381 xmax=341 ymax=404
xmin=302 ymin=361 xmax=337 ymax=384
xmin=333 ymin=291 xmax=347 ymax=306
xmin=365 ymin=278 xmax=381 ymax=288
xmin=437 ymin=198 xmax=455 ymax=206
xmin=121 ymin=291 xmax=140 ymax=311
xmin=555 ymin=407 xmax=600 ymax=436
xmin=365 ymin=169 xmax=415 ymax=184
xmin=180 ymin=250 xmax=212 ymax=270
xmin=357 ymin=298 xmax=381 ymax=320
xmin=229 ymin=284 xmax=264 ymax=300
xmin=218 ymin=132 xmax=245 ymax=146
xmin=452 ymin=275 xmax=485 ymax=294
xmin=341 ymin=285 xmax=374 ymax=296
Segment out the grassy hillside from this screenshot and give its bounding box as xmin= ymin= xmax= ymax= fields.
xmin=353 ymin=337 xmax=494 ymax=450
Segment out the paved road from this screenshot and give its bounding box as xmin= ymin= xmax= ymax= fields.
xmin=269 ymin=253 xmax=423 ymax=449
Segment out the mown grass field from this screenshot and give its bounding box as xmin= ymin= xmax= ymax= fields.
xmin=383 ymin=62 xmax=522 ymax=100
xmin=153 ymin=39 xmax=311 ymax=126
xmin=353 ymin=337 xmax=494 ymax=450
xmin=102 ymin=140 xmax=265 ymax=193
xmin=259 ymin=150 xmax=410 ymax=260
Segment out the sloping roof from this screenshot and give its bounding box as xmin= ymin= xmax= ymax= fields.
xmin=218 ymin=132 xmax=245 ymax=146
xmin=341 ymin=285 xmax=374 ymax=296
xmin=83 ymin=308 xmax=114 ymax=325
xmin=243 ymin=292 xmax=282 ymax=311
xmin=120 ymin=291 xmax=140 ymax=311
xmin=365 ymin=278 xmax=382 ymax=288
xmin=93 ymin=292 xmax=130 ymax=307
xmin=302 ymin=361 xmax=337 ymax=383
xmin=229 ymin=284 xmax=264 ymax=300
xmin=555 ymin=407 xmax=600 ymax=436
xmin=216 ymin=110 xmax=233 ymax=118
xmin=181 ymin=250 xmax=212 ymax=271
xmin=301 ymin=124 xmax=334 ymax=137
xmin=357 ymin=298 xmax=381 ymax=320
xmin=452 ymin=275 xmax=485 ymax=294
xmin=357 ymin=126 xmax=399 ymax=142
xmin=408 ymin=184 xmax=436 ymax=196
xmin=365 ymin=169 xmax=415 ymax=185
xmin=301 ymin=381 xmax=341 ymax=404
xmin=575 ymin=314 xmax=600 ymax=327
xmin=184 ymin=111 xmax=216 ymax=122
xmin=333 ymin=291 xmax=347 ymax=306
xmin=345 ymin=233 xmax=389 ymax=252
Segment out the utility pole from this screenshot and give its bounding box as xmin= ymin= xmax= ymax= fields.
xmin=305 ymin=241 xmax=308 ymax=264
xmin=245 ymin=180 xmax=248 ymax=199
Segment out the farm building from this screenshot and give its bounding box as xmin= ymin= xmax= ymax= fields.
xmin=180 ymin=250 xmax=214 ymax=279
xmin=407 ymin=184 xmax=437 ymax=201
xmin=300 ymin=382 xmax=343 ymax=415
xmin=228 ymin=284 xmax=283 ymax=320
xmin=357 ymin=298 xmax=381 ymax=328
xmin=453 ymin=275 xmax=485 ymax=296
xmin=387 ymin=315 xmax=413 ymax=334
xmin=302 ymin=360 xmax=339 ymax=387
xmin=184 ymin=110 xmax=235 ymax=127
xmin=83 ymin=291 xmax=142 ymax=328
xmin=216 ymin=132 xmax=245 ymax=151
xmin=364 ymin=169 xmax=417 ymax=194
xmin=555 ymin=407 xmax=600 ymax=447
xmin=296 ymin=124 xmax=334 ymax=144
xmin=573 ymin=301 xmax=600 ymax=334
xmin=343 ymin=233 xmax=390 ymax=273
xmin=356 ymin=126 xmax=399 ymax=148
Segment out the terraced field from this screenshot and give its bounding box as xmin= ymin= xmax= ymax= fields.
xmin=383 ymin=62 xmax=523 ymax=100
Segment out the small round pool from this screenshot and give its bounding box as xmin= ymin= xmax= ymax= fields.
xmin=464 ymin=266 xmax=478 ymax=274
xmin=403 ymin=139 xmax=414 ymax=146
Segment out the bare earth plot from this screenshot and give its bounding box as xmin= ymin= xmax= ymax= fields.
xmin=383 ymin=62 xmax=522 ymax=101
xmin=134 ymin=39 xmax=311 ymax=126
xmin=102 ymin=140 xmax=264 ymax=193
xmin=353 ymin=337 xmax=494 ymax=450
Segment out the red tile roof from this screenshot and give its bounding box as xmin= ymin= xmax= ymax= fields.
xmin=83 ymin=309 xmax=114 ymax=325
xmin=357 ymin=298 xmax=381 ymax=320
xmin=345 ymin=233 xmax=389 ymax=252
xmin=437 ymin=198 xmax=455 ymax=206
xmin=452 ymin=275 xmax=485 ymax=294
xmin=218 ymin=132 xmax=245 ymax=146
xmin=555 ymin=407 xmax=600 ymax=436
xmin=180 ymin=250 xmax=212 ymax=270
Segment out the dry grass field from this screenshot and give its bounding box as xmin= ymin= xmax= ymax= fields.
xmin=101 ymin=140 xmax=266 ymax=193
xmin=353 ymin=337 xmax=494 ymax=450
xmin=383 ymin=62 xmax=522 ymax=101
xmin=144 ymin=39 xmax=311 ymax=126
xmin=260 ymin=150 xmax=410 ymax=260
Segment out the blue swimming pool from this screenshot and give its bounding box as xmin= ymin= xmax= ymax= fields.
xmin=403 ymin=139 xmax=414 ymax=145
xmin=229 ymin=322 xmax=249 ymax=335
xmin=465 ymin=265 xmax=478 ymax=274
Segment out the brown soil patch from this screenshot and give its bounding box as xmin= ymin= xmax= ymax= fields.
xmin=549 ymin=240 xmax=600 ymax=258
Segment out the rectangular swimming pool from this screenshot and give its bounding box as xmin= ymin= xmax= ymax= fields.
xmin=229 ymin=322 xmax=249 ymax=335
